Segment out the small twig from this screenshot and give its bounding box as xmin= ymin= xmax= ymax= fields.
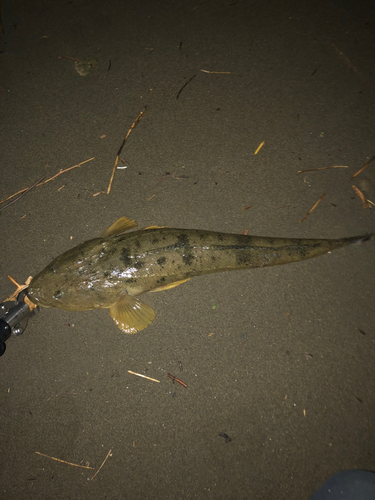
xmin=254 ymin=141 xmax=265 ymax=155
xmin=107 ymin=108 xmax=147 ymax=194
xmin=57 ymin=55 xmax=79 ymax=61
xmin=298 ymin=165 xmax=348 ymax=173
xmin=351 ymin=155 xmax=375 ymax=179
xmin=0 ymin=175 xmax=45 ymax=212
xmin=35 ymin=451 xmax=94 ymax=470
xmin=200 ymin=69 xmax=232 ymax=74
xmin=40 ymin=158 xmax=95 ymax=186
xmin=176 ymin=74 xmax=196 ymax=100
xmin=0 ymin=158 xmax=95 ymax=207
xmin=352 ymin=185 xmax=370 ymax=208
xmin=90 ymin=449 xmax=112 ymax=480
xmin=40 ymin=158 xmax=95 ymax=185
xmin=127 ymin=370 xmax=160 ymax=383
xmin=117 ymin=110 xmax=147 ymax=158
xmin=299 ymin=193 xmax=326 ymax=223
xmin=167 ymin=373 xmax=187 ymax=388
xmin=331 ymin=43 xmax=360 ymax=75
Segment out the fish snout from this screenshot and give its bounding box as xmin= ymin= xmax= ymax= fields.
xmin=27 ymin=286 xmax=41 ymax=305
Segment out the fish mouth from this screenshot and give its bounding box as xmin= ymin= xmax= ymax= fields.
xmin=27 ymin=290 xmax=52 ymax=309
xmin=27 ymin=292 xmax=37 ymax=304
xmin=27 ymin=288 xmax=42 ymax=305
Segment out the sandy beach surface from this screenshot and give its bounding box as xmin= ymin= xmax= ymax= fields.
xmin=1 ymin=1 xmax=374 ymax=498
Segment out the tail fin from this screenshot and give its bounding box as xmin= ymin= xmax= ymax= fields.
xmin=347 ymin=233 xmax=374 ymax=246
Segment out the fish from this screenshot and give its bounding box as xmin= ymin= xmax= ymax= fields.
xmin=27 ymin=217 xmax=373 ymax=334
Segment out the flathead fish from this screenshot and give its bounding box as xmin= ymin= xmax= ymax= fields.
xmin=27 ymin=217 xmax=373 ymax=333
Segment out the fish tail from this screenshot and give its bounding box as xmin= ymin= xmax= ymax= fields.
xmin=328 ymin=233 xmax=374 ymax=251
xmin=347 ymin=233 xmax=374 ymax=245
xmin=233 ymin=232 xmax=374 ymax=270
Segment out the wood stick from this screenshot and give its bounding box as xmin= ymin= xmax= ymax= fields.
xmin=90 ymin=449 xmax=112 ymax=480
xmin=0 ymin=157 xmax=95 ymax=206
xmin=107 ymin=108 xmax=147 ymax=194
xmin=254 ymin=141 xmax=265 ymax=155
xmin=299 ymin=193 xmax=326 ymax=223
xmin=127 ymin=370 xmax=160 ymax=383
xmin=0 ymin=175 xmax=45 ymax=212
xmin=352 ymin=185 xmax=370 ymax=208
xmin=176 ymin=74 xmax=196 ymax=100
xmin=351 ymin=154 xmax=375 ymax=179
xmin=298 ymin=165 xmax=348 ymax=173
xmin=35 ymin=451 xmax=94 ymax=470
xmin=200 ymin=69 xmax=232 ymax=74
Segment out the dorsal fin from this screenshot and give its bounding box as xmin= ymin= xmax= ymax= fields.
xmin=101 ymin=217 xmax=137 ymax=237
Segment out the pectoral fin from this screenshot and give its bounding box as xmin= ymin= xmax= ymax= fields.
xmin=150 ymin=278 xmax=190 ymax=292
xmin=109 ymin=293 xmax=155 ymax=334
xmin=102 ymin=217 xmax=138 ymax=237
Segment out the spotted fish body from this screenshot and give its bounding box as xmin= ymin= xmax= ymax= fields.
xmin=28 ymin=217 xmax=372 ymax=333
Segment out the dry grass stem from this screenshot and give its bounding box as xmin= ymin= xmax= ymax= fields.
xmin=299 ymin=193 xmax=326 ymax=223
xmin=254 ymin=141 xmax=265 ymax=154
xmin=0 ymin=158 xmax=95 ymax=207
xmin=298 ymin=166 xmax=348 ymax=173
xmin=128 ymin=370 xmax=160 ymax=383
xmin=352 ymin=185 xmax=370 ymax=208
xmin=40 ymin=157 xmax=95 ymax=185
xmin=35 ymin=451 xmax=94 ymax=470
xmin=176 ymin=74 xmax=196 ymax=99
xmin=200 ymin=69 xmax=232 ymax=74
xmin=90 ymin=450 xmax=112 ymax=480
xmin=107 ymin=108 xmax=147 ymax=194
xmin=57 ymin=55 xmax=79 ymax=61
xmin=351 ymin=155 xmax=375 ymax=179
xmin=331 ymin=42 xmax=361 ymax=76
xmin=0 ymin=175 xmax=45 ymax=212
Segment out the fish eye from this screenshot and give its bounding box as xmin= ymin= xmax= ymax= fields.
xmin=53 ymin=290 xmax=63 ymax=299
xmin=51 ymin=267 xmax=56 ymax=273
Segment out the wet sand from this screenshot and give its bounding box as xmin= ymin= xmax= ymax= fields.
xmin=1 ymin=1 xmax=374 ymax=498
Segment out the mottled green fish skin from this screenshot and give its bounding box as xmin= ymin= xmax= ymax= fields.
xmin=28 ymin=228 xmax=371 ymax=311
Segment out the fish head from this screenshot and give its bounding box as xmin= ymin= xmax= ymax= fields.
xmin=27 ymin=239 xmax=119 ymax=311
xmin=28 ymin=262 xmax=82 ymax=310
